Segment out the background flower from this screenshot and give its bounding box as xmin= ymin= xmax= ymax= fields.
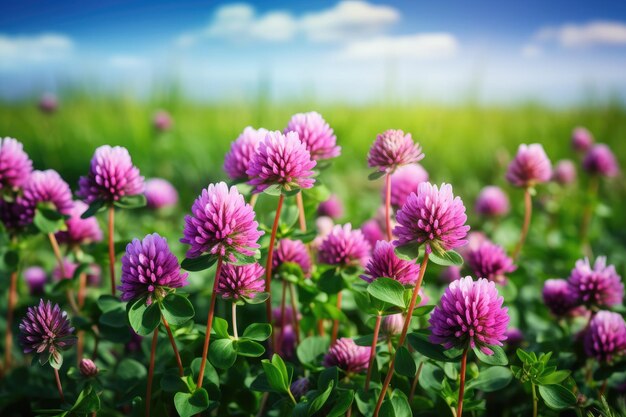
xmin=568 ymin=257 xmax=623 ymax=309
xmin=584 ymin=311 xmax=626 ymax=363
xmin=78 ymin=145 xmax=144 ymax=203
xmin=361 ymin=240 xmax=420 ymax=285
xmin=0 ymin=137 xmax=33 ymax=191
xmin=552 ymin=160 xmax=577 ymax=185
xmin=144 ymin=178 xmax=179 ymax=210
xmin=542 ymin=278 xmax=581 ymax=317
xmin=317 ymin=194 xmax=344 ymax=219
xmin=506 ymin=143 xmax=552 ymax=188
xmin=19 ymin=299 xmax=76 ymax=358
xmin=394 ymin=182 xmax=470 ymax=255
xmin=21 ymin=170 xmax=73 ymax=223
xmin=583 ymin=144 xmax=620 ymax=177
xmin=382 ymin=164 xmax=429 ymax=209
xmin=216 ymin=263 xmax=265 ymax=300
xmin=465 ymin=240 xmax=516 ymax=284
xmin=571 ymin=127 xmax=594 ymax=152
xmin=181 ymin=182 xmax=263 ymax=260
xmin=318 ymin=223 xmax=371 ymax=268
xmin=273 ymin=239 xmax=312 ymax=278
xmin=285 ymin=111 xmax=340 ymax=161
xmin=119 ymin=233 xmax=188 ymax=304
xmin=247 ymin=130 xmax=316 ymax=193
xmin=323 ymin=337 xmax=371 ymax=373
xmin=223 ymin=127 xmax=267 ymax=181
xmin=367 ymin=129 xmax=424 ymax=172
xmin=475 ymin=186 xmax=510 ymax=218
xmin=429 ymin=276 xmax=509 ymax=354
xmin=55 ymin=201 xmax=103 ymax=246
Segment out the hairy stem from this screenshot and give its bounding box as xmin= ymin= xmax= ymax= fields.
xmin=456 ymin=348 xmax=469 ymax=417
xmin=373 ymin=253 xmax=430 ymax=417
xmin=365 ymin=314 xmax=382 ymax=391
xmin=512 ymin=188 xmax=532 ymax=260
xmin=330 ymin=291 xmax=343 ymax=345
xmin=162 ymin=314 xmax=184 ymax=377
xmin=4 ymin=271 xmax=17 ymax=369
xmin=108 ymin=206 xmax=116 ymax=296
xmin=53 ymin=367 xmax=65 ymax=402
xmin=265 ymin=194 xmax=285 ymax=351
xmin=196 ymin=256 xmax=223 ymax=388
xmin=145 ymin=328 xmax=159 ymax=417
xmin=384 ymin=172 xmax=393 ymax=241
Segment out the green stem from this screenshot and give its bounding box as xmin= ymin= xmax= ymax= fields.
xmin=288 ymin=389 xmax=297 ymax=405
xmin=512 ymin=188 xmax=532 ymax=261
xmin=232 ymin=302 xmax=239 ymax=339
xmin=532 ymin=383 xmax=538 ymax=417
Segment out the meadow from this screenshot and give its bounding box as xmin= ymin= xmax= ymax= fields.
xmin=1 ymin=91 xmax=626 ymax=417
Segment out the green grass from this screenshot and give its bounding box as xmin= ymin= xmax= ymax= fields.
xmin=1 ymin=93 xmax=625 ymax=228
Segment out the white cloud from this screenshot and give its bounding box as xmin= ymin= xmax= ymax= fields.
xmin=178 ymin=0 xmax=400 ymax=46
xmin=521 ymin=44 xmax=542 ymax=58
xmin=0 ymin=33 xmax=73 ymax=62
xmin=301 ymin=0 xmax=400 ymax=42
xmin=338 ymin=33 xmax=459 ymax=60
xmin=535 ymin=21 xmax=626 ymax=48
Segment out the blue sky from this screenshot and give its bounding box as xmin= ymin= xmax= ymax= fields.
xmin=2 ymin=0 xmax=626 ymax=104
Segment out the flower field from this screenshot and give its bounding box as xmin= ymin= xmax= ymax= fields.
xmin=0 ymin=96 xmax=625 ymax=417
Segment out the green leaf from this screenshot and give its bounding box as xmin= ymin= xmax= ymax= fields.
xmin=536 ymin=370 xmax=570 ymax=385
xmin=473 ymin=345 xmax=508 ymax=366
xmin=307 ymin=381 xmax=334 ymax=416
xmin=367 ymin=278 xmax=406 ymax=308
xmin=380 ymin=391 xmax=412 ymax=417
xmin=318 ymin=366 xmax=339 ymax=392
xmin=263 ymin=184 xmax=282 ymax=196
xmin=261 ymin=356 xmax=289 ymax=393
xmin=297 ymin=336 xmax=330 ymax=368
xmin=2 ymin=250 xmax=19 ymax=272
xmin=81 ymin=199 xmax=106 ymax=219
xmin=538 ymin=384 xmax=577 ymax=410
xmin=594 ymin=361 xmax=626 ymax=381
xmin=283 ymin=188 xmax=301 ymax=197
xmin=209 ymin=338 xmax=237 ymax=369
xmin=161 ymin=293 xmax=195 ymax=325
xmin=100 ymin=307 xmax=127 ymax=328
xmin=271 ymin=354 xmax=291 ymax=386
xmin=516 ymin=349 xmax=533 ymax=364
xmin=317 ymin=268 xmax=344 ymax=294
xmin=327 ymin=389 xmax=355 ymax=417
xmin=242 ymin=323 xmax=272 ymax=341
xmin=231 ymin=251 xmax=259 ymax=266
xmin=174 ymin=388 xmax=210 ymax=417
xmin=428 ymin=250 xmax=464 ymax=267
xmin=49 ymin=350 xmax=63 ymax=370
xmin=34 ymin=207 xmax=66 ymax=234
xmin=368 ymin=170 xmax=386 ymax=180
xmin=412 ymin=305 xmax=435 ymax=317
xmin=235 ymin=339 xmax=265 ymax=357
xmin=241 ymin=292 xmax=270 ymax=305
xmin=126 ymin=297 xmax=161 ymax=336
xmin=181 ymin=254 xmax=217 ymax=272
xmin=212 ymin=317 xmax=230 ymax=339
xmin=113 ymin=194 xmax=147 ymax=209
xmin=393 ymin=243 xmax=420 ymax=261
xmin=70 ymin=386 xmax=101 ymax=414
xmin=395 ymin=346 xmax=417 ymax=377
xmin=466 ymin=367 xmax=512 ymax=392
xmin=407 ymin=332 xmax=462 ymax=363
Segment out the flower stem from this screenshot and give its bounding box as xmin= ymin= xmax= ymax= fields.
xmin=512 ymin=188 xmax=532 ymax=261
xmin=531 ymin=382 xmax=538 ymax=417
xmin=146 ymin=327 xmax=158 ymax=417
xmin=53 ymin=367 xmax=65 ymax=402
xmin=409 ymin=361 xmax=424 ymax=404
xmin=4 ymin=270 xmax=17 ymax=370
xmin=249 ymin=193 xmax=259 ymax=209
xmin=196 ymin=256 xmax=223 ymax=388
xmin=231 ymin=302 xmax=239 ymax=339
xmin=330 ymin=291 xmax=343 ymax=345
xmin=580 ymin=175 xmax=599 ymax=257
xmin=287 ymin=389 xmax=297 ymax=405
xmin=373 ymin=253 xmax=430 ymax=417
xmin=161 ymin=314 xmax=184 ymax=377
xmin=108 ymin=206 xmax=116 ymax=296
xmin=384 ymin=173 xmax=393 ymax=241
xmin=265 ymin=193 xmax=285 ymax=351
xmin=456 ymin=348 xmax=469 ymax=417
xmin=288 ymin=283 xmax=301 ymax=344
xmin=365 ymin=314 xmax=382 ymax=391
xmin=48 ymin=233 xmax=79 ymax=315
xmin=296 ymin=192 xmax=307 ymax=232
xmin=278 ymin=280 xmax=288 ymax=354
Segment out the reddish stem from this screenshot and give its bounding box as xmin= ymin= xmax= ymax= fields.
xmin=409 ymin=362 xmax=424 ymax=404
xmin=373 ymin=253 xmax=430 ymax=417
xmin=162 ymin=314 xmax=184 ymax=377
xmin=77 ymin=332 xmax=85 ymax=365
xmin=384 ymin=173 xmax=393 ymax=241
xmin=278 ymin=281 xmax=288 ymax=355
xmin=288 ymin=283 xmax=301 ymax=344
xmin=265 ymin=194 xmax=285 ymax=351
xmin=108 ymin=206 xmax=116 ymax=296
xmin=54 ymin=367 xmax=65 ymax=402
xmin=146 ymin=327 xmax=159 ymax=417
xmin=196 ymin=256 xmax=223 ymax=388
xmin=317 ymin=319 xmax=326 ymax=336
xmin=78 ymin=272 xmax=87 ymax=309
xmin=365 ymin=314 xmax=382 ymax=391
xmin=511 ymin=188 xmax=532 ymax=261
xmin=4 ymin=271 xmax=17 ymax=369
xmin=295 ymin=192 xmax=307 ymax=232
xmin=457 ymin=348 xmax=469 ymax=417
xmin=330 ymin=291 xmax=343 ymax=345
xmin=48 ymin=233 xmax=79 ymax=315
